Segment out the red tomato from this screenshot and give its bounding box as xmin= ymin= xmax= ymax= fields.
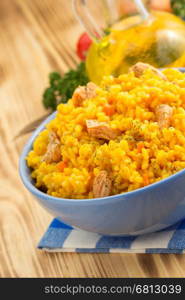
xmin=150 ymin=0 xmax=172 ymax=12
xmin=77 ymin=33 xmax=92 ymax=61
xmin=119 ymin=0 xmax=171 ymax=15
xmin=119 ymin=0 xmax=137 ymax=15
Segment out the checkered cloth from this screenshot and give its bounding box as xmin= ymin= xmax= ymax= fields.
xmin=38 ymin=218 xmax=185 ymax=253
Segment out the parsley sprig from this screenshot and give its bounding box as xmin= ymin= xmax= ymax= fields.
xmin=171 ymin=0 xmax=185 ymax=19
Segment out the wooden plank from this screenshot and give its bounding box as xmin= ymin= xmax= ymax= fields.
xmin=0 ymin=0 xmax=184 ymax=278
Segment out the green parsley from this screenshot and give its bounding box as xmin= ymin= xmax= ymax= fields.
xmin=171 ymin=0 xmax=185 ymax=19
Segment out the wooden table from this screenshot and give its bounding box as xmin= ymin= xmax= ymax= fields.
xmin=0 ymin=0 xmax=185 ymax=278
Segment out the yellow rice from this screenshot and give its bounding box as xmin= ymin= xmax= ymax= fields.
xmin=27 ymin=68 xmax=185 ymax=199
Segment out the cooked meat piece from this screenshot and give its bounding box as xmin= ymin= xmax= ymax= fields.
xmin=93 ymin=170 xmax=112 ymax=198
xmin=86 ymin=120 xmax=119 ymax=140
xmin=129 ymin=62 xmax=167 ymax=80
xmin=155 ymin=104 xmax=173 ymax=129
xmin=72 ymin=82 xmax=97 ymax=106
xmin=42 ymin=131 xmax=61 ymax=163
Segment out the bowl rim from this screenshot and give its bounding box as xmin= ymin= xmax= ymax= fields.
xmin=19 ymin=68 xmax=185 ymax=204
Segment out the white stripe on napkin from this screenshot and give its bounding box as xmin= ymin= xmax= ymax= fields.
xmin=63 ymin=229 xmax=100 ymax=249
xmin=131 ymin=229 xmax=175 ymax=249
xmin=41 ymin=248 xmax=76 ymax=252
xmin=110 ymin=248 xmax=145 ymax=253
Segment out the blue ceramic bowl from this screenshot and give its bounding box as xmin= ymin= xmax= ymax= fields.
xmin=19 ymin=68 xmax=185 ymax=236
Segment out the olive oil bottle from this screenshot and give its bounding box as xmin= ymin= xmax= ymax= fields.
xmin=86 ymin=11 xmax=185 ymax=83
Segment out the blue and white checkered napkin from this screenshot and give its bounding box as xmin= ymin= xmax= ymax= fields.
xmin=38 ymin=218 xmax=185 ymax=254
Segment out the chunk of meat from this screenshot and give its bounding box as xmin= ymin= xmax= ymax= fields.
xmin=72 ymin=82 xmax=97 ymax=107
xmin=155 ymin=104 xmax=173 ymax=129
xmin=86 ymin=120 xmax=119 ymax=140
xmin=129 ymin=62 xmax=167 ymax=80
xmin=93 ymin=170 xmax=112 ymax=198
xmin=42 ymin=131 xmax=61 ymax=163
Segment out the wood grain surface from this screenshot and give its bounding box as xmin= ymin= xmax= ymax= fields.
xmin=0 ymin=0 xmax=185 ymax=278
